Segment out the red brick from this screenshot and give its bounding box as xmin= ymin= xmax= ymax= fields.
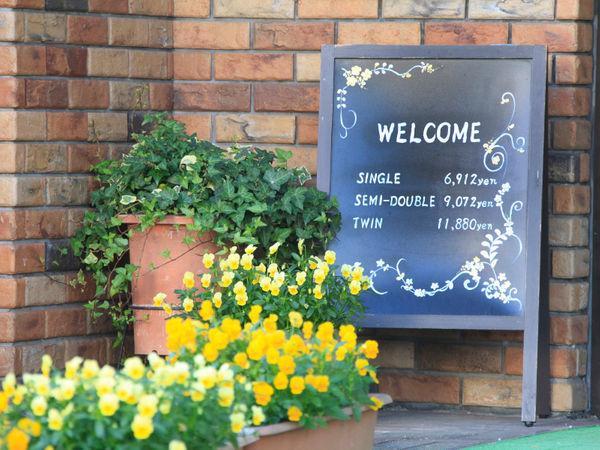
xmin=379 ymin=372 xmax=460 ymax=404
xmin=24 ymin=143 xmax=67 ymax=172
xmin=148 ymin=19 xmax=172 ymax=48
xmin=21 ymin=209 xmax=68 ymax=239
xmin=417 ymin=343 xmax=502 ymax=373
xmin=555 ymin=55 xmax=593 ymax=85
xmin=25 ymin=79 xmax=67 ymax=109
xmin=0 ymin=211 xmax=18 ymax=240
xmin=21 ymin=340 xmax=65 ymax=373
xmin=550 ymin=347 xmax=580 ymax=378
xmin=46 ymin=46 xmax=87 ymax=77
xmin=47 ymin=112 xmax=88 ymax=141
xmin=174 ymin=0 xmax=210 ymax=17
xmin=338 ymin=22 xmax=421 ymax=45
xmin=89 ymin=0 xmax=128 ymax=13
xmin=214 ymin=53 xmax=293 ymax=81
xmin=512 ymin=23 xmax=592 ymax=52
xmin=254 ymin=22 xmax=334 ymax=50
xmin=0 ymin=276 xmax=25 ymax=307
xmin=504 ymin=346 xmax=523 ymax=375
xmin=425 ymin=22 xmax=508 ymax=45
xmin=298 ymin=0 xmax=378 ymax=18
xmin=553 ymin=120 xmax=591 ymax=150
xmin=552 ymin=248 xmax=589 ymax=278
xmin=0 ymin=0 xmax=43 ymax=7
xmin=550 ymin=281 xmax=588 ymax=312
xmin=0 ymin=78 xmax=24 ymax=108
xmin=68 ymin=79 xmax=109 ymax=109
xmin=553 ymin=185 xmax=590 ymax=214
xmin=129 ymin=50 xmax=172 ymax=79
xmin=556 ymin=0 xmax=594 ymax=19
xmin=150 ymin=83 xmax=173 ymax=110
xmin=173 ymin=51 xmax=211 ymax=80
xmin=504 ymin=346 xmax=582 ymax=378
xmin=87 ymin=48 xmax=129 ymax=77
xmin=109 ymin=17 xmax=149 ymax=47
xmin=0 ymin=242 xmax=45 ymax=274
xmin=88 ymin=113 xmax=128 ymax=142
xmin=0 ymin=46 xmax=17 ymax=75
xmin=67 ymin=15 xmax=108 ymax=45
xmin=383 ymin=0 xmax=464 ymax=18
xmin=46 ymin=305 xmax=87 ymax=338
xmin=0 ymin=174 xmax=46 ymax=206
xmin=216 ymin=114 xmax=295 ymax=143
xmin=174 ymin=21 xmax=249 ymax=49
xmin=463 ymin=378 xmax=521 ymax=408
xmin=550 ymin=315 xmax=588 ymax=344
xmin=129 ymin=0 xmax=172 ymax=16
xmin=67 ymin=144 xmax=109 ymax=172
xmin=548 ymin=87 xmax=590 ymax=117
xmin=0 ymin=309 xmax=45 ymax=342
xmin=0 ymin=345 xmax=21 ymax=376
xmin=17 ymin=45 xmax=46 ymax=75
xmin=174 ymin=83 xmax=251 ymax=111
xmin=297 ymin=115 xmax=318 ymax=144
xmin=173 ymin=113 xmax=211 ymax=139
xmin=65 ymin=337 xmax=108 ymax=366
xmin=255 ymin=83 xmax=319 ymax=112
xmin=469 ymin=0 xmax=553 ymax=18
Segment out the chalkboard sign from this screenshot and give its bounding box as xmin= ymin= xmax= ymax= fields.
xmin=318 ymin=46 xmax=548 ymax=423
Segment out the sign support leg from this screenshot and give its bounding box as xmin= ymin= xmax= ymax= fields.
xmin=521 ymin=284 xmax=550 ymax=425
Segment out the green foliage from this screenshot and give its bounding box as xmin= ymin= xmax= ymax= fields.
xmin=71 ymin=113 xmax=341 ymax=347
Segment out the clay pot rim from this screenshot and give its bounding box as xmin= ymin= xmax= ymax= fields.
xmin=248 ymin=393 xmax=392 ymax=437
xmin=118 ymin=214 xmax=195 ymax=225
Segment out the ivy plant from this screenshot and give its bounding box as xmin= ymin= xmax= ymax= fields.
xmin=71 ymin=113 xmax=341 ymax=348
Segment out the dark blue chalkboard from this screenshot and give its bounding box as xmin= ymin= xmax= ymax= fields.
xmin=317 ymin=46 xmax=549 ymax=424
xmin=317 ymin=46 xmax=546 ymax=331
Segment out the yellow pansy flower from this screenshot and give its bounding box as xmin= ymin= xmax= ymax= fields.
xmin=153 ymin=292 xmax=167 ymax=307
xmin=48 ymin=409 xmax=63 ymax=431
xmin=269 ymin=242 xmax=281 ymax=255
xmin=296 ymin=271 xmax=306 ymax=286
xmin=200 ymin=273 xmax=211 ymax=288
xmin=273 ymin=372 xmax=288 ymax=390
xmin=182 ymin=271 xmax=195 ymax=289
xmin=287 ymin=406 xmax=302 ymax=422
xmin=183 ymin=297 xmax=194 ymax=313
xmin=6 ymin=428 xmax=29 ymax=450
xmin=252 ymin=381 xmax=274 ymax=406
xmin=202 ymin=253 xmax=215 ymax=268
xmin=30 ymin=396 xmax=47 ymax=416
xmin=220 ymin=271 xmax=234 ymax=288
xmin=288 ymin=311 xmax=303 ymax=328
xmin=324 ymin=250 xmax=336 ymax=265
xmin=361 ymin=340 xmax=379 ymax=359
xmin=99 ymin=393 xmax=120 ymax=416
xmin=212 ymin=292 xmax=223 ymax=308
xmin=131 ymin=414 xmax=154 ymax=440
xmin=289 ymin=376 xmax=305 ymax=395
xmin=169 ymin=441 xmax=187 ymax=450
xmin=248 ymin=305 xmax=262 ymax=324
xmin=252 ymin=406 xmax=265 ymax=426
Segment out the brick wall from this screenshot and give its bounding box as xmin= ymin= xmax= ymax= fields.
xmin=0 ymin=0 xmax=595 ymax=413
xmin=0 ymin=0 xmax=174 ymax=374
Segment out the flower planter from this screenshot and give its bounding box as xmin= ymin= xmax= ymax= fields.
xmin=244 ymin=393 xmax=392 ymax=450
xmin=120 ymin=215 xmax=217 ymax=355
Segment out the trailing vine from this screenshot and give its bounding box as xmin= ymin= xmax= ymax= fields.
xmin=71 ymin=114 xmax=341 ymax=347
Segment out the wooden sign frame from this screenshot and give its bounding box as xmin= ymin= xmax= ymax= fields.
xmin=317 ymin=45 xmax=548 ymax=424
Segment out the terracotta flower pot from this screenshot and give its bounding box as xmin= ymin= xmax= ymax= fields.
xmin=243 ymin=393 xmax=392 ymax=450
xmin=120 ymin=215 xmax=218 ymax=355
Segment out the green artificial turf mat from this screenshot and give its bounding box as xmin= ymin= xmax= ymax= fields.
xmin=469 ymin=426 xmax=600 ymax=449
